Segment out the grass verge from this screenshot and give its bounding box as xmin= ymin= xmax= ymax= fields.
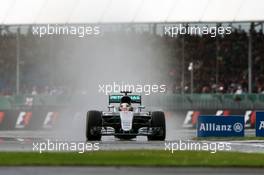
xmin=0 ymin=151 xmax=263 ymax=167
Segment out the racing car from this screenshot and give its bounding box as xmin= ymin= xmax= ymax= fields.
xmin=86 ymin=91 xmax=166 ymax=141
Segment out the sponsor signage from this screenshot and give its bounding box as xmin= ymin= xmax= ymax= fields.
xmin=183 ymin=110 xmax=200 ymax=128
xmin=256 ymin=112 xmax=264 ymax=137
xmin=216 ymin=110 xmax=230 ymax=116
xmin=43 ymin=112 xmax=58 ymax=129
xmin=244 ymin=110 xmax=256 ymax=128
xmin=15 ymin=112 xmax=32 ymax=129
xmin=0 ymin=112 xmax=5 ymax=124
xmin=197 ymin=115 xmax=244 ymax=137
xmin=109 ymin=95 xmax=141 ymax=104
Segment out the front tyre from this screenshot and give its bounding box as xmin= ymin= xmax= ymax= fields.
xmin=86 ymin=110 xmax=102 ymax=141
xmin=148 ymin=111 xmax=166 ymax=141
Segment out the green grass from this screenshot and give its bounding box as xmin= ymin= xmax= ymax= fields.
xmin=193 ymin=136 xmax=264 ymax=141
xmin=0 ymin=151 xmax=263 ymax=167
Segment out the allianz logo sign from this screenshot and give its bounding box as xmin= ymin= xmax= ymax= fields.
xmin=199 ymin=122 xmax=243 ymax=132
xmin=258 ymin=121 xmax=264 ymax=130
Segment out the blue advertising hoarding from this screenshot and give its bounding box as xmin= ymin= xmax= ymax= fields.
xmin=256 ymin=111 xmax=264 ymax=137
xmin=197 ymin=115 xmax=244 ymax=137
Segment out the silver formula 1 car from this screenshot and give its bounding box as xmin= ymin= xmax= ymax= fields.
xmin=86 ymin=91 xmax=166 ymax=141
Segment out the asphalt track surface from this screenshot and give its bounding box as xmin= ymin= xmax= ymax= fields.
xmin=0 ymin=167 xmax=263 ymax=175
xmin=0 ymin=115 xmax=263 ymax=153
xmin=0 ymin=129 xmax=263 ymax=153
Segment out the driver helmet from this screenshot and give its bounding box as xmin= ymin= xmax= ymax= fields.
xmin=120 ymin=103 xmax=130 ymax=111
xmin=120 ymin=96 xmax=132 ymax=111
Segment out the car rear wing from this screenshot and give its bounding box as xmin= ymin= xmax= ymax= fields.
xmin=109 ymin=95 xmax=141 ymax=105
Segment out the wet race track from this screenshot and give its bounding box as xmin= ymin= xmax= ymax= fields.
xmin=0 ymin=116 xmax=263 ymax=153
xmin=0 ymin=167 xmax=264 ymax=175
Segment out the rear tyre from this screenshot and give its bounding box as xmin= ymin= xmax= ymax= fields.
xmin=86 ymin=110 xmax=102 ymax=141
xmin=148 ymin=111 xmax=166 ymax=141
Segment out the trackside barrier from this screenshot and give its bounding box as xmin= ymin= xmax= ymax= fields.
xmin=183 ymin=110 xmax=256 ymax=129
xmin=256 ymin=111 xmax=264 ymax=137
xmin=0 ymin=108 xmax=260 ymax=131
xmin=0 ymin=107 xmax=87 ymax=130
xmin=3 ymin=94 xmax=264 ymax=111
xmin=0 ymin=107 xmax=65 ymax=130
xmin=197 ymin=115 xmax=245 ymax=137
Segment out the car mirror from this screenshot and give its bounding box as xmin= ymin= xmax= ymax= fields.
xmin=138 ymin=105 xmax=145 ymax=112
xmin=108 ymin=105 xmax=114 ymax=111
xmin=108 ymin=105 xmax=114 ymax=108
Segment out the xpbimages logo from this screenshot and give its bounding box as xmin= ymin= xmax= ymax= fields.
xmin=98 ymin=82 xmax=166 ymax=95
xmin=165 ymin=140 xmax=232 ymax=154
xmin=32 ymin=140 xmax=100 ymax=153
xmin=32 ymin=24 xmax=100 ymax=37
xmin=164 ymin=24 xmax=232 ymax=38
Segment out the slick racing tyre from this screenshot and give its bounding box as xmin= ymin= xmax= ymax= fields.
xmin=148 ymin=111 xmax=166 ymax=141
xmin=86 ymin=110 xmax=102 ymax=141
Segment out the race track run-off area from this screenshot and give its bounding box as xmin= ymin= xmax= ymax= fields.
xmin=0 ymin=115 xmax=263 ymax=153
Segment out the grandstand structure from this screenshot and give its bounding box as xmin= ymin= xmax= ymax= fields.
xmin=0 ymin=0 xmax=263 ymax=24
xmin=0 ymin=93 xmax=264 ymax=110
